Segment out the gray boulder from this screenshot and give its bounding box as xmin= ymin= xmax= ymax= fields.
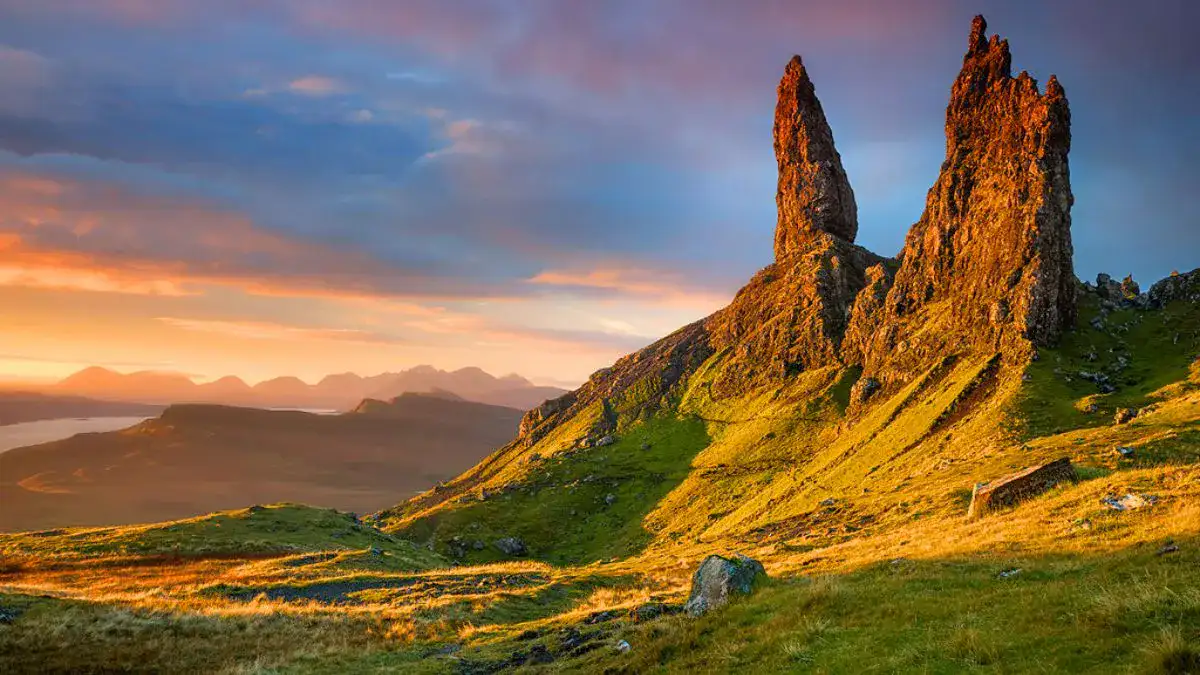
xmin=684 ymin=553 xmax=767 ymax=617
xmin=494 ymin=537 xmax=528 ymax=557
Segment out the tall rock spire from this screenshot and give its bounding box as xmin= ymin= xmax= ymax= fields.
xmin=853 ymin=15 xmax=1075 ymax=376
xmin=773 ymin=56 xmax=858 ymax=259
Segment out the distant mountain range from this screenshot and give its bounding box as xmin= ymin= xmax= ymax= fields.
xmin=0 ymin=393 xmax=523 ymax=531
xmin=45 ymin=365 xmax=568 ymax=412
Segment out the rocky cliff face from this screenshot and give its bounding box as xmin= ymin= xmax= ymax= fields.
xmin=518 ymin=15 xmax=1076 ymax=442
xmin=774 ymin=56 xmax=859 ymax=256
xmin=850 ymin=16 xmax=1075 ymax=380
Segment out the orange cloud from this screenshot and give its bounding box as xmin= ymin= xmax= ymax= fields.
xmin=528 ymin=264 xmax=730 ymax=311
xmin=156 ymin=317 xmax=407 ymax=345
xmin=288 ymin=75 xmax=347 ymax=96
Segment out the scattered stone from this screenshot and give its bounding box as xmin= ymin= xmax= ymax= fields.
xmin=596 ymin=435 xmax=616 ymax=447
xmin=472 ymin=540 xmax=485 ymax=551
xmin=0 ymin=606 xmax=21 ymax=624
xmin=967 ymin=458 xmax=1079 ymax=519
xmin=629 ymin=602 xmax=682 ymax=623
xmin=615 ymin=640 xmax=632 ymax=654
xmin=850 ymin=377 xmax=882 ymax=405
xmin=1156 ymin=542 xmax=1180 ymax=556
xmin=494 ymin=537 xmax=528 ymax=557
xmin=1149 ymin=267 xmax=1200 ymax=308
xmin=584 ymin=610 xmax=618 ymax=625
xmin=369 ymin=547 xmax=383 ymax=557
xmin=1113 ymin=408 xmax=1138 ymax=425
xmin=516 ymin=629 xmax=540 ymax=641
xmin=684 ymin=553 xmax=767 ymax=617
xmin=819 ymin=498 xmax=836 ymax=507
xmin=997 ymin=568 xmax=1022 ymax=579
xmin=1114 ymin=446 xmax=1135 ymax=459
xmin=528 ymin=644 xmax=555 ymax=664
xmin=1102 ymin=493 xmax=1157 ymax=511
xmin=604 ymin=493 xmax=618 ymax=506
xmin=639 ymin=442 xmax=651 ymax=451
xmin=435 ymin=643 xmax=461 ymax=656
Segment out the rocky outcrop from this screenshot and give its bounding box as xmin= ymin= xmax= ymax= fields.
xmin=515 ymin=321 xmax=713 ymax=443
xmin=774 ymin=55 xmax=858 ymax=256
xmin=857 ymin=16 xmax=1075 ymax=380
xmin=705 ymin=233 xmax=885 ymax=396
xmin=967 ymin=458 xmax=1078 ymax=518
xmin=1149 ymin=268 xmax=1200 ymax=307
xmin=512 ymin=16 xmax=1075 ymax=436
xmin=684 ymin=553 xmax=767 ymax=617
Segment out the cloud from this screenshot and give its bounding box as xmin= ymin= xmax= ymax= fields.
xmin=288 ymin=75 xmax=347 ymax=97
xmin=156 ymin=317 xmax=408 ymax=345
xmin=528 ymin=264 xmax=731 ymax=311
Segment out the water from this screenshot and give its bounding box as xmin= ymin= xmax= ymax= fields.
xmin=0 ymin=416 xmax=152 ymax=454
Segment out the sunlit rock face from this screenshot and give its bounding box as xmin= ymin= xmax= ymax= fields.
xmin=516 ymin=14 xmax=1078 ymax=439
xmin=853 ymin=15 xmax=1076 ymax=380
xmin=773 ymin=55 xmax=859 ymax=257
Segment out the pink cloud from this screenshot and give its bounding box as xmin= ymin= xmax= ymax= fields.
xmin=287 ymin=75 xmax=347 ymax=97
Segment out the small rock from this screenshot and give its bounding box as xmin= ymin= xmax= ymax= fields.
xmin=850 ymin=376 xmax=882 ymax=405
xmin=629 ymin=602 xmax=681 ymax=623
xmin=529 ymin=644 xmax=555 ymax=664
xmin=615 ymin=640 xmax=632 ymax=653
xmin=604 ymin=493 xmax=617 ymax=506
xmin=494 ymin=537 xmax=528 ymax=557
xmin=639 ymin=442 xmax=651 ymax=451
xmin=584 ymin=610 xmax=617 ymax=625
xmin=997 ymin=568 xmax=1022 ymax=579
xmin=472 ymin=540 xmax=485 ymax=551
xmin=1156 ymin=542 xmax=1180 ymax=556
xmin=596 ymin=435 xmax=616 ymax=447
xmin=370 ymin=546 xmax=383 ymax=557
xmin=1114 ymin=446 xmax=1135 ymax=458
xmin=1101 ymin=493 xmax=1157 ymax=511
xmin=1113 ymin=408 xmax=1138 ymax=425
xmin=0 ymin=606 xmax=22 ymax=624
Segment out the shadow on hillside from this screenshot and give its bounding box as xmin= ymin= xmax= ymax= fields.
xmin=395 ymin=414 xmax=712 ymax=566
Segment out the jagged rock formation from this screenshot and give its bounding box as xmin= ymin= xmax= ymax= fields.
xmin=515 ymin=16 xmax=1075 ymax=443
xmin=774 ymin=56 xmax=859 ymax=255
xmin=852 ymin=16 xmax=1074 ymax=380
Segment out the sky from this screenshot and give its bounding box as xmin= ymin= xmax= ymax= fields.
xmin=0 ymin=1 xmax=1196 ymax=387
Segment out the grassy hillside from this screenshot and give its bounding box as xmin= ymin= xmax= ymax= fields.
xmin=2 ymin=295 xmax=1195 ymax=673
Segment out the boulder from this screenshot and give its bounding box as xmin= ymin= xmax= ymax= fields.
xmin=849 ymin=376 xmax=882 ymax=406
xmin=494 ymin=537 xmax=527 ymax=557
xmin=1114 ymin=408 xmax=1138 ymax=425
xmin=684 ymin=553 xmax=767 ymax=617
xmin=967 ymin=458 xmax=1078 ymax=518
